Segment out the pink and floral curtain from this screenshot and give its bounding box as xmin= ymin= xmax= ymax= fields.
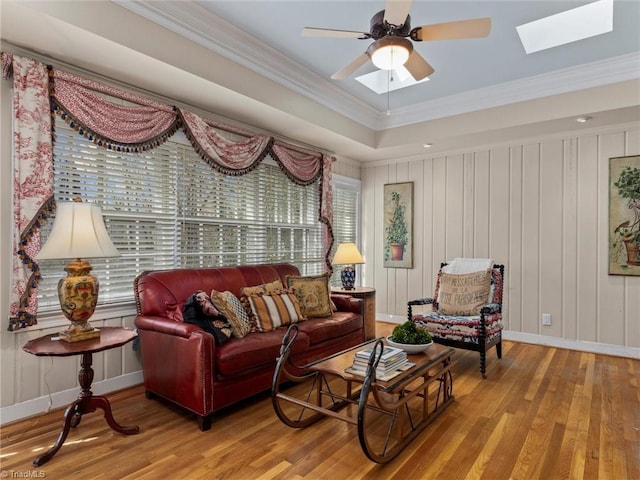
xmin=3 ymin=53 xmax=334 ymax=330
xmin=2 ymin=54 xmax=53 ymax=330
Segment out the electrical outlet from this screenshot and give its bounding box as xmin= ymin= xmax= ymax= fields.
xmin=542 ymin=313 xmax=552 ymax=326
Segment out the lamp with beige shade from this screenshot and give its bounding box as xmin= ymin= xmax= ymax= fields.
xmin=332 ymin=242 xmax=364 ymax=290
xmin=36 ymin=199 xmax=120 ymax=342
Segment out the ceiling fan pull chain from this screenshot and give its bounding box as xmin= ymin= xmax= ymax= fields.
xmin=386 ymin=69 xmax=391 ymax=116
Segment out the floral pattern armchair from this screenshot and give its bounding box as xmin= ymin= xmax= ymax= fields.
xmin=408 ymin=261 xmax=505 ymax=378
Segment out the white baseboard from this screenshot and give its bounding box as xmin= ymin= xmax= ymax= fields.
xmin=0 ymin=371 xmax=144 ymax=426
xmin=377 ymin=314 xmax=640 ymax=359
xmin=503 ymin=331 xmax=640 ymax=359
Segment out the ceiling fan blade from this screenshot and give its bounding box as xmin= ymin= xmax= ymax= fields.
xmin=331 ymin=53 xmax=370 ymax=80
xmin=302 ymin=27 xmax=370 ymax=39
xmin=413 ymin=17 xmax=492 ymax=41
xmin=403 ymin=50 xmax=434 ymax=81
xmin=383 ymin=0 xmax=413 ymax=26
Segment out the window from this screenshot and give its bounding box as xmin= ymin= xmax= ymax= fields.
xmin=330 ymin=175 xmax=361 ymax=287
xmin=37 ymin=119 xmax=324 ymax=313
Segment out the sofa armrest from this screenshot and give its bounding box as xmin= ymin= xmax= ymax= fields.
xmin=331 ymin=293 xmax=364 ymax=315
xmin=135 ymin=314 xmax=216 ymax=419
xmin=135 ymin=314 xmax=205 ymax=338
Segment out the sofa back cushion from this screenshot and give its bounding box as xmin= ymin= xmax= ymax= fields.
xmin=134 ymin=263 xmax=300 ymax=317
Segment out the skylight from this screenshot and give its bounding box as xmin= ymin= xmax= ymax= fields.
xmin=516 ymin=0 xmax=613 ymax=54
xmin=355 ymin=65 xmax=429 ymax=94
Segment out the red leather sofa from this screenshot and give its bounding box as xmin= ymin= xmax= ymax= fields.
xmin=134 ymin=263 xmax=364 ymax=430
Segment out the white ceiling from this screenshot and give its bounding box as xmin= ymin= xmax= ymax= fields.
xmin=2 ymin=1 xmax=639 ymax=163
xmin=118 ymin=1 xmax=640 ymax=123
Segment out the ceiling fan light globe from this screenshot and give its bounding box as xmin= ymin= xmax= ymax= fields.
xmin=368 ymin=36 xmax=412 ymax=70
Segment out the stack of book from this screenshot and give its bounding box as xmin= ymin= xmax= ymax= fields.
xmin=346 ymin=344 xmax=413 ymax=381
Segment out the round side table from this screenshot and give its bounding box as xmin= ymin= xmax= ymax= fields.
xmin=22 ymin=326 xmax=140 ymax=466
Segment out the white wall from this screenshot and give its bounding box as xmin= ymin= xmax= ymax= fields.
xmin=362 ymin=123 xmax=640 ymax=354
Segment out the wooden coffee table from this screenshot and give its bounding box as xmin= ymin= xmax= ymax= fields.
xmin=271 ymin=325 xmax=455 ymax=463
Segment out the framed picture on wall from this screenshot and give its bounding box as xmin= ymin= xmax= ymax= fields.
xmin=383 ymin=182 xmax=413 ymax=268
xmin=609 ymin=155 xmax=640 ymax=276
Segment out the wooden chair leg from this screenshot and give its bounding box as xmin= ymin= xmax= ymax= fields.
xmin=496 ymin=340 xmax=503 ymax=359
xmin=480 ymin=349 xmax=487 ymax=379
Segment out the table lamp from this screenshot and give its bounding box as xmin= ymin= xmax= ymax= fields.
xmin=36 ymin=199 xmax=120 ymax=342
xmin=332 ymin=242 xmax=364 ymax=290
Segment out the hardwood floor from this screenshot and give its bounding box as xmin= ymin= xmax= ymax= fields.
xmin=2 ymin=322 xmax=638 ymax=479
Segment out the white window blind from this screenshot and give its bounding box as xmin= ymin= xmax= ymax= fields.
xmin=37 ymin=118 xmax=324 ymax=313
xmin=330 ymin=175 xmax=361 ymax=287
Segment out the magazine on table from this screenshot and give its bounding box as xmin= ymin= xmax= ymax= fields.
xmin=345 ymin=362 xmax=415 ymax=382
xmin=352 ymin=356 xmax=407 ymax=372
xmin=354 ymin=345 xmax=406 ymax=365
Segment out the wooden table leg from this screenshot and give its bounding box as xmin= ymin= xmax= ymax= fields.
xmin=32 ymin=352 xmax=139 ymax=467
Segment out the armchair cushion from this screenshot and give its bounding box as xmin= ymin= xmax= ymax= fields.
xmin=437 ymin=269 xmax=492 ymax=316
xmin=415 ymin=312 xmax=502 ymax=344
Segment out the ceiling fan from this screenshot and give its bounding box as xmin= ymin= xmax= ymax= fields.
xmin=302 ymin=0 xmax=491 ymax=81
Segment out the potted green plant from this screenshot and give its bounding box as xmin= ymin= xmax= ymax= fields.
xmin=386 ymin=191 xmax=408 ymax=261
xmin=613 ymin=166 xmax=640 ymax=266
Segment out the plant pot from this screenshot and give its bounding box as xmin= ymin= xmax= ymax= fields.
xmin=390 ymin=243 xmax=405 ymax=261
xmin=623 ymin=240 xmax=640 ymax=266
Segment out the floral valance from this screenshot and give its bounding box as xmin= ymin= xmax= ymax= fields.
xmin=272 ymin=140 xmax=323 ymax=186
xmin=51 ymin=69 xmax=180 ymax=151
xmin=180 ymin=109 xmax=271 ymax=175
xmin=3 ymin=52 xmax=334 ymax=330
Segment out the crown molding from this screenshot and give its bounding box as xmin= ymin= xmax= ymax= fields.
xmin=115 ymin=2 xmax=639 ymax=132
xmin=378 ymin=52 xmax=640 ymax=130
xmin=113 ymin=0 xmax=380 ymax=128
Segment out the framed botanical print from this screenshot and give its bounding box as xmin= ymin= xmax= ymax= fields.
xmin=609 ymin=155 xmax=640 ymax=275
xmin=383 ymin=182 xmax=413 ymax=268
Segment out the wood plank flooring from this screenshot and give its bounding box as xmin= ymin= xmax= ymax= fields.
xmin=1 ymin=322 xmax=638 ymax=479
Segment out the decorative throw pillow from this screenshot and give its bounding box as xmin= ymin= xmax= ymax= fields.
xmin=210 ymin=289 xmax=253 ymax=338
xmin=285 ymin=273 xmax=332 ymax=318
xmin=207 ymin=318 xmax=233 ymax=346
xmin=437 ymin=269 xmax=492 ymax=316
xmin=240 ymin=279 xmax=284 ymax=298
xmin=182 ymin=290 xmax=221 ymax=322
xmin=180 ymin=291 xmax=232 ymax=346
xmin=247 ymin=289 xmax=305 ymax=333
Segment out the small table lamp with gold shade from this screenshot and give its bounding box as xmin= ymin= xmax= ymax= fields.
xmin=36 ymin=199 xmax=120 ymax=342
xmin=332 ymin=242 xmax=364 ymax=290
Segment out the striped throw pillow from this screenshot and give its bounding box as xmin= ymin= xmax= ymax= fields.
xmin=247 ymin=290 xmax=305 ymax=332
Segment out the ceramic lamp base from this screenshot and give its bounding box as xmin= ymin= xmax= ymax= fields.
xmin=58 ymin=323 xmax=101 ymax=343
xmin=57 ymin=258 xmax=101 ymax=342
xmin=341 ymin=266 xmax=356 ymax=290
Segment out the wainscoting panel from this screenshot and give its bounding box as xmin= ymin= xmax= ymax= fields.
xmin=1 ymin=314 xmax=141 ymax=412
xmin=362 ymin=123 xmax=640 ymax=350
